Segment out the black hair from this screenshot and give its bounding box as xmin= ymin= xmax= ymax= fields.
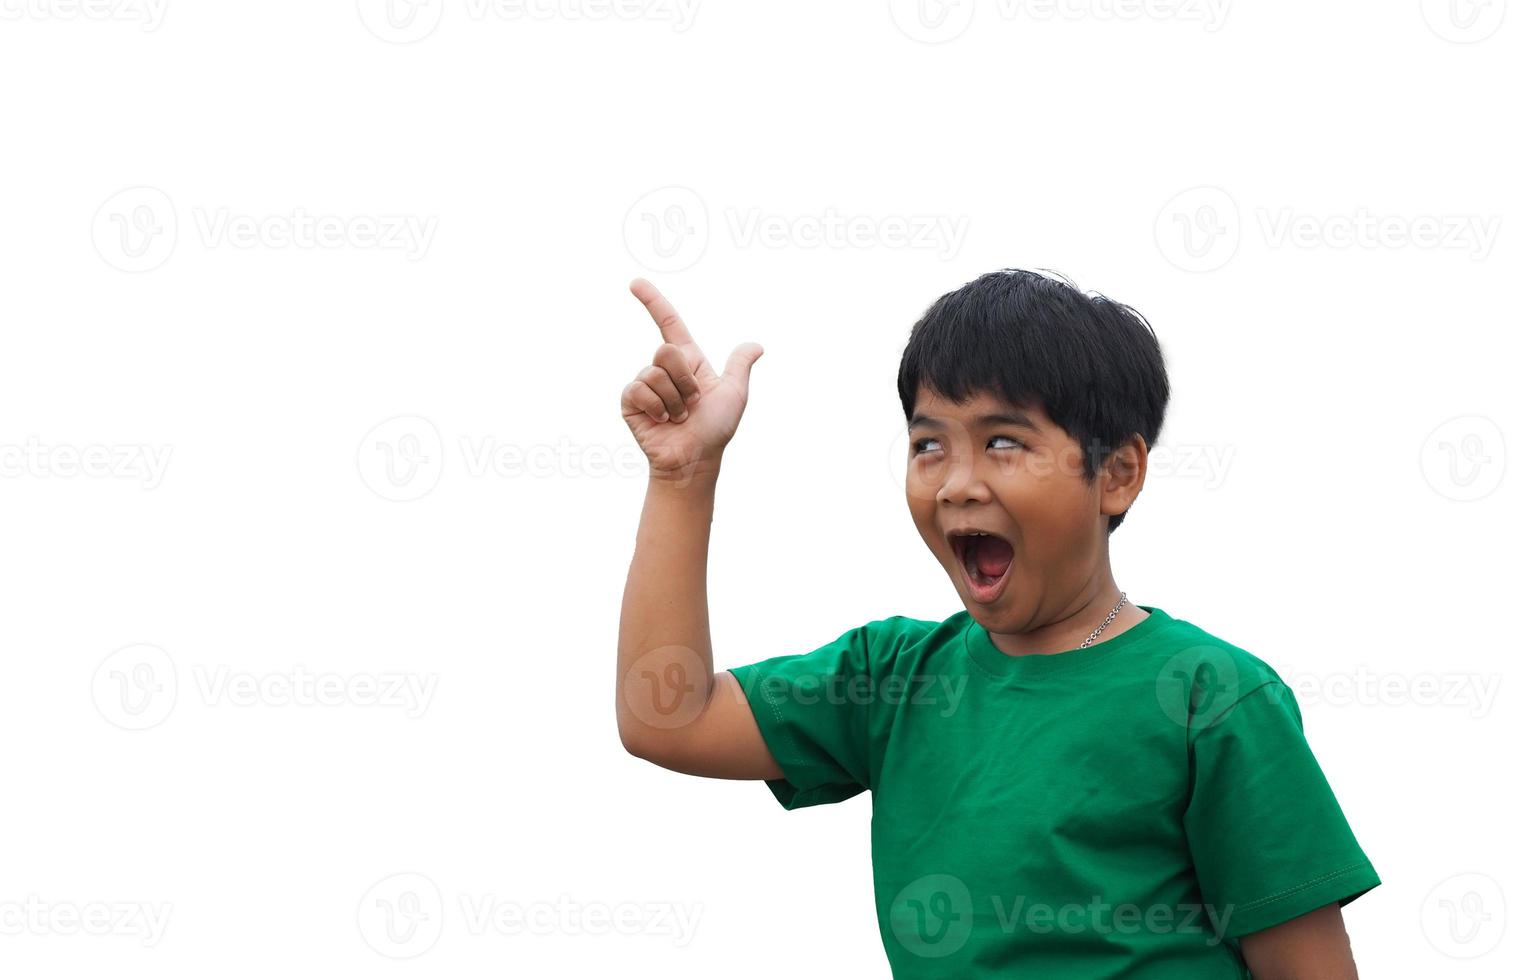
xmin=896 ymin=269 xmax=1170 ymax=533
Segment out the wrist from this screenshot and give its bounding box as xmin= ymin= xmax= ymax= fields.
xmin=649 ymin=450 xmax=724 ymax=490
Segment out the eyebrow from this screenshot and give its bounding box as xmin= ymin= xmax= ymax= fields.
xmin=908 ymin=411 xmax=1043 ymax=434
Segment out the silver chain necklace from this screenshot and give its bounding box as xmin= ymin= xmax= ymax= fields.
xmin=1079 ymin=592 xmax=1128 ymax=649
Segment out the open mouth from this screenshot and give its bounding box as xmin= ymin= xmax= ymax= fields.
xmin=948 ymin=530 xmax=1014 ymax=603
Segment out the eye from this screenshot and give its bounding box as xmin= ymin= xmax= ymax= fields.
xmin=911 ymin=437 xmax=941 ymax=455
xmin=988 ymin=434 xmax=1023 ymax=450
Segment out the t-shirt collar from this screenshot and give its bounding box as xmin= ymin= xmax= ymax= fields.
xmin=963 ymin=604 xmax=1172 ymax=678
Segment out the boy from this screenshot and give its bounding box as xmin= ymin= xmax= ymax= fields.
xmin=616 ymin=270 xmax=1378 ymax=978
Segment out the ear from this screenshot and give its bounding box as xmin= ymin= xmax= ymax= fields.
xmin=1099 ymin=434 xmax=1149 ymax=518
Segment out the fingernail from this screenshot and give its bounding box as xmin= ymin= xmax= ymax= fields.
xmin=672 ymin=410 xmax=688 ymax=422
xmin=688 ymin=390 xmax=701 ymax=404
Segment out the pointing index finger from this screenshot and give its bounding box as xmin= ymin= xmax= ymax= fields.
xmin=630 ymin=278 xmax=695 ymax=346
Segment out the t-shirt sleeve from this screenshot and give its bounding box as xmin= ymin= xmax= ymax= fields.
xmin=1183 ymin=680 xmax=1381 ymax=938
xmin=726 ymin=622 xmax=879 ymax=810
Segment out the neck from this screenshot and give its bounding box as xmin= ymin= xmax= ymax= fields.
xmin=986 ymin=575 xmax=1147 ymax=657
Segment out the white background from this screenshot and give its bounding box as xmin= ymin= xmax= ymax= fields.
xmin=2 ymin=0 xmax=1512 ymax=976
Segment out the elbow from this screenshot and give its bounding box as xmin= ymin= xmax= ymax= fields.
xmin=619 ymin=727 xmax=649 ymax=760
xmin=617 ymin=720 xmax=663 ymax=765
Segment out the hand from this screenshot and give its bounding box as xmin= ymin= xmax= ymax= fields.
xmin=621 ymin=279 xmax=764 ymax=480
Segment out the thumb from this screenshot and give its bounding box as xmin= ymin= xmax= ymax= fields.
xmin=722 ymin=342 xmax=764 ymax=387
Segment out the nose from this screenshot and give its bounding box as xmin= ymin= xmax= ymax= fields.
xmin=936 ymin=454 xmax=992 ymax=507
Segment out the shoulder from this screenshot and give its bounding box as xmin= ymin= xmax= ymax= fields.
xmin=1170 ymin=610 xmax=1286 ymax=678
xmin=851 ymin=612 xmax=965 ymax=672
xmin=856 ymin=613 xmax=950 ymax=651
xmin=1146 ymin=609 xmax=1299 ymax=727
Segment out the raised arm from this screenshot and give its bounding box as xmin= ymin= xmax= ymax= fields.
xmin=615 ymin=279 xmax=782 ymax=780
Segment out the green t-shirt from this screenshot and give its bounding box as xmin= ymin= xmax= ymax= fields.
xmin=727 ymin=605 xmax=1379 ymax=979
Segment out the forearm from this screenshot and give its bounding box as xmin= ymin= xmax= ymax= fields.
xmin=616 ymin=461 xmax=722 ymax=755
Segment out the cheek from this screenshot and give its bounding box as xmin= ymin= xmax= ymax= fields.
xmin=1028 ymin=479 xmax=1103 ymax=550
xmin=988 ymin=457 xmax=1092 ymax=539
xmin=905 ymin=459 xmax=939 ymax=512
xmin=905 ymin=487 xmax=950 ymax=561
xmin=983 ymin=459 xmax=1038 ymax=511
xmin=905 ymin=487 xmax=933 ymax=537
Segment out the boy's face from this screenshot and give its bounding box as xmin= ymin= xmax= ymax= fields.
xmin=905 ymin=387 xmax=1122 ymax=633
